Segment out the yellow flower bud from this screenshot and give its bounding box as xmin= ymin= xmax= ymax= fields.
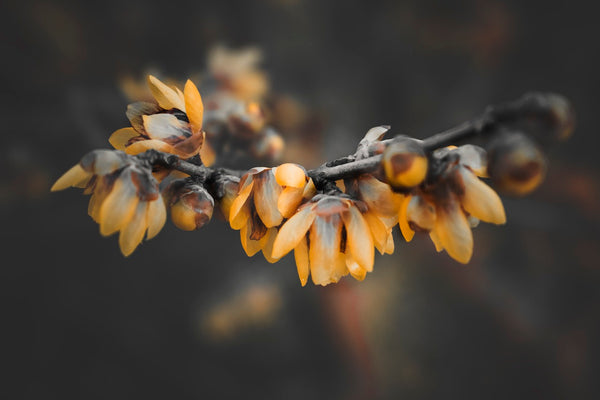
xmin=382 ymin=139 xmax=428 ymax=189
xmin=168 ymin=181 xmax=214 ymax=231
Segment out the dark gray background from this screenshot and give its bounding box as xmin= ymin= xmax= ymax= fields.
xmin=2 ymin=0 xmax=599 ymax=399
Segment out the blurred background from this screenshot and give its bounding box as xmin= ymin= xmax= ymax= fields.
xmin=2 ymin=0 xmax=600 ymax=398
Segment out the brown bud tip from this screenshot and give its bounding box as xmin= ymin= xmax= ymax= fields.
xmin=488 ymin=133 xmax=547 ymax=196
xmin=382 ymin=139 xmax=428 ymax=189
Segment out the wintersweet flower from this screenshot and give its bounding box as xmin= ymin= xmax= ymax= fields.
xmin=271 ymin=194 xmax=375 ymax=286
xmin=228 ymin=164 xmax=314 ymax=262
xmin=398 ymin=145 xmax=505 ymax=263
xmin=51 ymin=150 xmax=166 ymax=256
xmin=382 ymin=138 xmax=428 ymax=190
xmin=109 ymin=76 xmax=209 ymax=164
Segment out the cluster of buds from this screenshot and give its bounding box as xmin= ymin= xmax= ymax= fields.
xmin=52 ymin=72 xmax=574 ymax=286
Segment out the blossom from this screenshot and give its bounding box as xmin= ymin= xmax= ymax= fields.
xmin=51 ymin=150 xmax=166 ymax=256
xmin=109 ymin=76 xmax=210 ymax=164
xmin=271 ymin=194 xmax=375 ymax=286
xmin=165 ymin=179 xmax=214 ymax=231
xmin=398 ymin=145 xmax=506 ymax=263
xmin=228 ymin=164 xmax=314 ymax=262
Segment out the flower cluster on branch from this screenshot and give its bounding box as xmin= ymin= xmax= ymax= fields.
xmin=53 ymin=70 xmax=574 ymax=286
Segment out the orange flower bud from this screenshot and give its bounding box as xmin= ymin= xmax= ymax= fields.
xmin=167 ymin=180 xmax=214 ymax=231
xmin=382 ymin=139 xmax=428 ymax=189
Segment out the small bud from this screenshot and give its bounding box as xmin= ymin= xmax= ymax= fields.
xmin=167 ymin=180 xmax=215 ymax=230
xmin=487 ymin=132 xmax=547 ymax=196
xmin=251 ymin=128 xmax=284 ymax=161
xmin=382 ymin=138 xmax=428 ymax=189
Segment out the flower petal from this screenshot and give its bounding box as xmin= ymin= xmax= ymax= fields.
xmin=434 ymin=203 xmax=473 ymax=264
xmin=199 ymin=140 xmax=216 ymax=167
xmin=309 ymin=216 xmax=343 ymax=286
xmin=124 ymin=139 xmax=174 ymax=155
xmin=109 ymin=128 xmax=140 ymax=151
xmin=240 ymin=222 xmax=266 ymax=257
xmin=342 ymin=206 xmax=374 ymax=272
xmin=143 ymin=113 xmax=190 ymax=142
xmin=261 ymin=227 xmax=280 ymax=263
xmin=253 ymin=171 xmax=283 ymax=227
xmin=458 ymin=167 xmax=506 ymax=225
xmin=346 ymin=254 xmax=367 ymax=281
xmin=277 ymin=187 xmax=304 ymax=218
xmin=51 ymin=164 xmax=93 ymax=192
xmin=429 ymin=230 xmax=443 ymax=252
xmin=398 ymin=195 xmax=415 ymax=242
xmin=147 ymin=75 xmax=185 ymax=111
xmin=294 ymin=237 xmax=310 ymax=286
xmin=184 ymin=79 xmax=204 ymax=134
xmin=407 ymin=195 xmax=436 ymax=230
xmin=99 ymin=173 xmax=139 ymax=236
xmin=146 ymin=196 xmax=166 ymax=240
xmin=119 ymin=201 xmax=149 ymax=256
xmin=229 ymin=179 xmax=254 ymax=229
xmin=126 ymin=102 xmax=161 ymax=133
xmin=358 ymin=175 xmax=404 ymax=217
xmin=363 ymin=211 xmax=388 ymax=255
xmin=272 ymin=204 xmax=316 ymax=259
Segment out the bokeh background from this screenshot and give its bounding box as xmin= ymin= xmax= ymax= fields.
xmin=3 ymin=0 xmax=600 ymax=399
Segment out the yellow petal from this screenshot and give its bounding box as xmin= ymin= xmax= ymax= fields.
xmin=302 ymin=178 xmax=317 ymax=199
xmin=346 ymin=254 xmax=367 ymax=281
xmin=358 ymin=175 xmax=404 ymax=217
xmin=261 ymin=227 xmax=280 ymax=263
xmin=342 ymin=206 xmax=374 ymax=272
xmin=363 ymin=211 xmax=388 ymax=255
xmin=253 ymin=171 xmax=283 ymax=227
xmin=277 ymin=187 xmax=304 ymax=218
xmin=429 ymin=230 xmax=443 ymax=252
xmin=146 ymin=196 xmax=166 ymax=240
xmin=271 ymin=205 xmax=316 ymax=259
xmin=309 ymin=217 xmax=342 ymax=286
xmin=147 ymin=75 xmax=185 ymax=111
xmin=124 ymin=139 xmax=174 ymax=155
xmin=99 ymin=176 xmax=139 ymax=236
xmin=294 ymin=237 xmax=310 ymax=286
xmin=229 ymin=179 xmax=254 ymax=229
xmin=407 ymin=195 xmax=436 ymax=230
xmin=384 ymin=232 xmax=395 ymax=254
xmin=398 ymin=195 xmax=415 ymax=242
xmin=51 ymin=164 xmax=92 ymax=192
xmin=184 ymin=79 xmax=204 ymax=134
xmin=109 ymin=127 xmax=139 ymax=151
xmin=331 ymin=251 xmax=349 ymax=283
xmin=240 ymin=222 xmax=266 ymax=257
xmin=434 ymin=205 xmax=473 ymax=264
xmin=459 ymin=167 xmax=506 ymax=225
xmin=119 ymin=202 xmax=149 ymax=256
xmin=274 ymin=163 xmax=306 ymax=188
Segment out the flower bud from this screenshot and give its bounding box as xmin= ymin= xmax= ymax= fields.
xmin=382 ymin=138 xmax=428 ymax=190
xmin=167 ymin=180 xmax=214 ymax=230
xmin=487 ymin=132 xmax=547 ymax=196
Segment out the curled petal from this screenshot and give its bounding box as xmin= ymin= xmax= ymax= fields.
xmin=272 ymin=204 xmax=316 ymax=259
xmin=240 ymin=222 xmax=267 ymax=257
xmin=229 ymin=179 xmax=254 ymax=229
xmin=99 ymin=174 xmax=139 ymax=236
xmin=399 ymin=195 xmax=415 ymax=242
xmin=341 ymin=206 xmax=374 ymax=272
xmin=109 ymin=128 xmax=139 ymax=151
xmin=346 ymin=254 xmax=367 ymax=281
xmin=434 ymin=204 xmax=473 ymax=264
xmin=147 ymin=75 xmax=185 ymax=111
xmin=51 ymin=164 xmax=93 ymax=192
xmin=119 ymin=201 xmax=149 ymax=256
xmin=455 ymin=145 xmax=488 ymax=177
xmin=274 ymin=163 xmax=306 ymax=188
xmin=143 ymin=113 xmax=190 ymax=142
xmin=302 ymin=178 xmax=317 ymax=199
xmin=458 ymin=167 xmax=506 ymax=225
xmin=126 ymin=102 xmax=161 ymax=133
xmin=294 ymin=237 xmax=310 ymax=287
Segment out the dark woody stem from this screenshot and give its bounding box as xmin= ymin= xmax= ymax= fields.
xmin=141 ymin=92 xmax=572 ymax=189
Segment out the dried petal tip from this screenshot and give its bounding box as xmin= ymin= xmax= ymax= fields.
xmin=488 ymin=133 xmax=547 ymax=196
xmin=382 ymin=138 xmax=428 ymax=189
